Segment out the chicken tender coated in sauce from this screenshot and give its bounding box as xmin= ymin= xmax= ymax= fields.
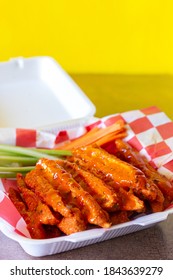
xmin=17 ymin=173 xmax=60 ymax=226
xmin=58 ymin=208 xmax=87 ymax=235
xmin=9 ymin=176 xmax=61 ymax=239
xmin=57 ymin=159 xmax=120 ymax=211
xmin=24 ymin=170 xmax=87 ymax=235
xmin=36 ymin=158 xmax=111 ymax=228
xmin=58 ymin=159 xmax=145 ymax=213
xmin=25 ymin=169 xmax=72 ymax=218
xmin=70 ymin=146 xmax=145 ymax=188
xmin=115 ymin=139 xmax=169 ymax=211
xmin=69 ymin=145 xmax=158 ymax=202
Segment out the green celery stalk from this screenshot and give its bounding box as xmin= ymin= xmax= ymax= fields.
xmin=0 ymin=144 xmax=72 ymax=178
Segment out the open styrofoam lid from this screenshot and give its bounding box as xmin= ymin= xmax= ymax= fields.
xmin=0 ymin=56 xmax=96 ymax=129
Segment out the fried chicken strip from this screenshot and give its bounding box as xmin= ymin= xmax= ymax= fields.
xmin=16 ymin=174 xmax=62 ymax=238
xmin=57 ymin=159 xmax=120 ymax=211
xmin=69 ymin=146 xmax=155 ymax=203
xmin=110 ymin=211 xmax=130 ymax=226
xmin=57 ymin=159 xmax=144 ymax=212
xmin=58 ymin=207 xmax=87 ymax=235
xmin=36 ymin=158 xmax=111 ymax=228
xmin=117 ymin=187 xmax=145 ymax=212
xmin=25 ymin=169 xmax=72 ymax=218
xmin=115 ymin=139 xmax=169 ymax=210
xmin=17 ymin=173 xmax=60 ymax=226
xmin=8 ymin=187 xmax=54 ymax=239
xmin=25 ymin=169 xmax=87 ymax=234
xmin=8 ymin=187 xmax=29 ymax=221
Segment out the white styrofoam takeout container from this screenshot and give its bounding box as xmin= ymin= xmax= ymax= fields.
xmin=0 ymin=56 xmax=173 ymax=257
xmin=0 ymin=56 xmax=96 ymax=129
xmin=0 ymin=207 xmax=173 ymax=257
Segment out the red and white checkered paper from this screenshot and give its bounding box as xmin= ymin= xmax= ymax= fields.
xmin=0 ymin=106 xmax=173 ymax=237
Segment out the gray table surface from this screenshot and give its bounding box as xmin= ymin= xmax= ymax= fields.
xmin=1 ymin=214 xmax=173 ymax=260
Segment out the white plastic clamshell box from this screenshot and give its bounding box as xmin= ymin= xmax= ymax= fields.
xmin=0 ymin=56 xmax=173 ymax=257
xmin=0 ymin=56 xmax=96 ymax=129
xmin=0 ymin=209 xmax=173 ymax=257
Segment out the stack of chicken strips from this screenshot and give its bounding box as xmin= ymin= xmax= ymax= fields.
xmin=9 ymin=139 xmax=173 ymax=239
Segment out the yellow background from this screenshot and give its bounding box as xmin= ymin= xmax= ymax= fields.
xmin=0 ymin=0 xmax=173 ymax=73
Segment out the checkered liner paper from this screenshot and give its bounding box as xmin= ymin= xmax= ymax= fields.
xmin=0 ymin=106 xmax=173 ymax=237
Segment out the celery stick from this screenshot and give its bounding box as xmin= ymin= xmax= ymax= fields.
xmin=0 ymin=172 xmax=23 ymax=178
xmin=0 ymin=145 xmax=72 ymax=178
xmin=31 ymin=148 xmax=72 ymax=157
xmin=0 ymin=156 xmax=38 ymax=165
xmin=0 ymin=166 xmax=34 ymax=172
xmin=0 ymin=144 xmax=72 ymax=159
xmin=0 ymin=144 xmax=57 ymax=159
